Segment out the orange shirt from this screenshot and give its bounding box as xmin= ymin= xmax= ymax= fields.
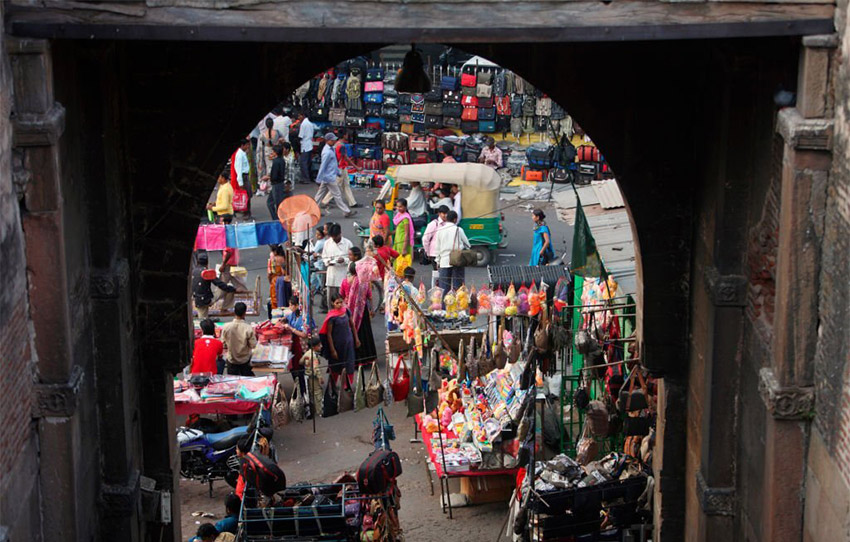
xmin=370 ymin=212 xmax=390 ymax=242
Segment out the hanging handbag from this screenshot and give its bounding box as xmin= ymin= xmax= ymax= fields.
xmin=322 ymin=378 xmax=339 ymax=418
xmin=478 ymin=107 xmax=496 ymax=121
xmin=272 ymin=383 xmax=291 ymax=428
xmin=461 ymin=107 xmax=478 ymax=121
xmin=618 ymin=369 xmax=649 ymax=413
xmin=460 ymin=72 xmax=477 ymax=87
xmin=476 ymin=83 xmax=493 ymax=98
xmin=477 ymin=70 xmax=492 ymax=85
xmin=354 ymin=365 xmax=367 ymax=412
xmin=443 ymin=89 xmax=462 ymax=103
xmin=365 ymin=362 xmax=384 ymax=408
xmin=290 ymin=383 xmax=306 ymax=422
xmin=406 ymin=360 xmax=424 ymax=417
xmin=576 ymin=424 xmax=599 ymax=466
xmin=390 ymin=356 xmax=410 ymax=401
xmin=586 ymin=400 xmax=610 ymax=437
xmin=338 ymin=370 xmax=355 ymax=413
xmin=232 ymin=188 xmax=249 ymax=213
xmin=440 ymin=75 xmax=459 ymax=91
xmin=461 ymin=95 xmax=478 ymax=107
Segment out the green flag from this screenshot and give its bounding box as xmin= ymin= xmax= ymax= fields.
xmin=571 ymin=195 xmax=608 ymax=278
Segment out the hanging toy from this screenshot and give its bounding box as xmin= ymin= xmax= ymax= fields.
xmin=402 ymin=308 xmax=415 ymax=344
xmin=477 ymin=286 xmax=492 ymax=316
xmin=417 ymin=281 xmax=427 ymax=306
xmin=505 ymin=283 xmax=519 ymax=317
xmin=518 ymin=283 xmax=530 ymax=316
xmin=456 ymin=284 xmax=470 ymax=313
xmin=444 ymin=289 xmax=458 ymax=319
xmin=428 ymin=285 xmax=445 ymax=313
xmin=492 ymin=287 xmax=507 ymax=316
xmin=553 ymin=277 xmax=570 ymax=313
xmin=529 ymin=281 xmax=541 ymax=316
xmin=468 ymin=285 xmax=478 ymax=321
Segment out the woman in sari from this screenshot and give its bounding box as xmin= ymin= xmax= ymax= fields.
xmin=257 ymin=117 xmax=283 ymax=181
xmin=346 ymin=247 xmax=379 ymax=368
xmin=267 ymin=245 xmax=290 ymax=317
xmin=392 ymin=198 xmax=414 ymax=276
xmin=319 ymin=292 xmax=359 ymax=387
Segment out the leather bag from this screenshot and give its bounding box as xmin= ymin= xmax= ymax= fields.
xmin=365 ymin=362 xmax=384 ymax=408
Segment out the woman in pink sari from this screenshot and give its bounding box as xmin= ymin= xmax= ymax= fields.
xmin=347 ymin=247 xmax=380 ymax=367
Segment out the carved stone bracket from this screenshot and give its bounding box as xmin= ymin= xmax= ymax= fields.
xmin=91 ymin=261 xmax=130 ymax=299
xmin=696 ymin=472 xmax=735 ymax=516
xmin=100 ymin=471 xmax=140 ymax=517
xmin=13 ymin=103 xmax=66 ymax=147
xmin=703 ymin=266 xmax=747 ymax=307
xmin=776 ymin=108 xmax=833 ymax=151
xmin=32 ymin=365 xmax=84 ymax=418
xmin=758 ymin=367 xmax=815 ymax=420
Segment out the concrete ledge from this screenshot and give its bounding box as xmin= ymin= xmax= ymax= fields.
xmin=758 ymin=367 xmax=814 ymax=419
xmin=696 ymin=471 xmax=735 ymax=516
xmin=13 ymin=103 xmax=65 ymax=147
xmin=776 ymin=108 xmax=833 ymax=151
xmin=802 ymin=33 xmax=839 ymax=47
xmin=100 ymin=471 xmax=141 ymax=517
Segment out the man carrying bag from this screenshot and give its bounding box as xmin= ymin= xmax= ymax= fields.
xmin=433 ymin=211 xmax=473 ymax=291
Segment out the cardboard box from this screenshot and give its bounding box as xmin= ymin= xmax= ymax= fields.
xmin=460 ymin=474 xmax=515 ymax=504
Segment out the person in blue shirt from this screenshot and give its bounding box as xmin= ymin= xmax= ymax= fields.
xmin=313 ymin=132 xmax=356 ymax=217
xmin=529 ymin=209 xmax=554 ymax=265
xmin=215 ymin=494 xmax=240 ymax=535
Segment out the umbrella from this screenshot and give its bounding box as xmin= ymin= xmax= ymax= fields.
xmin=278 ymin=194 xmax=321 ymax=234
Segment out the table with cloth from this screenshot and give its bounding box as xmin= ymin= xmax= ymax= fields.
xmin=414 ymin=413 xmax=519 ymax=518
xmin=174 ymin=375 xmax=276 ymax=416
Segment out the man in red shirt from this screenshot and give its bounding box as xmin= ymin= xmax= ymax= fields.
xmin=371 ymin=234 xmax=399 ymax=279
xmin=191 ymin=319 xmax=223 ymax=374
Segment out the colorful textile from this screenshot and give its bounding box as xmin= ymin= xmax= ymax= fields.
xmin=255 ymin=221 xmax=288 ymax=246
xmin=392 ymin=213 xmax=413 ymax=256
xmin=347 ymin=256 xmax=379 ymax=330
xmin=195 ymin=225 xmax=227 ymax=250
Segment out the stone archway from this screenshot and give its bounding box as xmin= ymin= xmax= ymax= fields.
xmin=4 ymin=27 xmax=830 ymax=542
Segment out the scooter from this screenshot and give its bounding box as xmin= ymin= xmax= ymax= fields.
xmin=178 ymin=424 xmax=249 ymax=497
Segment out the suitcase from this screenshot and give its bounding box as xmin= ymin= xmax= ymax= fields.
xmin=409 ymin=134 xmax=437 ymax=152
xmin=440 ymin=76 xmax=459 ymax=91
xmin=443 ymin=116 xmax=461 ymax=129
xmin=442 ymin=89 xmax=462 ymax=104
xmin=577 ymin=146 xmax=601 ymax=162
xmin=383 ymin=149 xmax=410 ymax=165
xmin=381 ymin=132 xmax=409 ymax=152
xmin=478 ymin=108 xmax=496 ymax=121
xmin=526 ymin=145 xmax=555 ymax=169
xmin=461 ymin=107 xmax=478 ymax=121
xmin=363 ymin=92 xmax=384 ymax=104
xmin=461 ymin=95 xmax=479 ymax=107
xmin=478 ymin=120 xmax=496 ymax=133
xmin=364 ymin=81 xmax=384 ymax=93
xmin=443 ymin=103 xmax=463 ymax=118
xmin=409 ymin=150 xmax=433 ymax=164
xmin=461 ymin=121 xmax=479 ymax=134
xmin=521 ymin=166 xmax=547 ymax=182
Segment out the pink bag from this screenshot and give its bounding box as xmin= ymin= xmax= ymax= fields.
xmin=195 ymin=225 xmax=227 ymax=250
xmin=364 ymin=81 xmax=384 ymax=93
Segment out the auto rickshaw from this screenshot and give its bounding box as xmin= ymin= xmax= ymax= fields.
xmin=357 ymin=163 xmax=507 ymax=266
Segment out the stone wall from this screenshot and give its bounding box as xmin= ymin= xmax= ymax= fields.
xmin=0 ymin=3 xmax=41 ymax=540
xmin=803 ymin=1 xmax=850 ymax=539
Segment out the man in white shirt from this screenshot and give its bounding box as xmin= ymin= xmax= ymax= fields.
xmin=273 ymin=109 xmax=292 ymax=140
xmin=321 ymin=223 xmax=354 ymax=307
xmin=449 ymin=184 xmax=462 ymax=222
xmin=433 ymin=210 xmax=471 ymax=292
xmin=405 ymin=182 xmax=428 ymax=229
xmin=297 ymin=112 xmax=316 ymax=184
xmin=234 ymin=139 xmax=252 ymax=216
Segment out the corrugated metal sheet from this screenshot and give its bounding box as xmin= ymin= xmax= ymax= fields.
xmin=585 ymin=210 xmax=636 ymax=295
xmin=591 ymin=180 xmax=625 ymax=209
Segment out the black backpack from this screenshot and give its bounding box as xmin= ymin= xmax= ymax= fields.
xmin=241 ymin=452 xmax=287 ymax=497
xmin=357 ymin=449 xmax=402 ymax=494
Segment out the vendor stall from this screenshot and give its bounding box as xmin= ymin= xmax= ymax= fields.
xmin=174 ymin=375 xmax=276 ymax=416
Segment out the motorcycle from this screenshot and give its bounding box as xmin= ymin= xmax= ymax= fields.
xmin=178 ymin=424 xmax=250 ymax=496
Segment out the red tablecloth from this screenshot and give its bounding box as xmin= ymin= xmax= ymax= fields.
xmin=175 ymin=399 xmax=266 ymax=416
xmin=414 ymin=414 xmax=519 ymax=479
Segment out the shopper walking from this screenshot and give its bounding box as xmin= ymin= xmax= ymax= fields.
xmin=433 ymin=210 xmax=470 ymax=291
xmin=423 ymin=205 xmax=450 ymax=265
xmin=319 ymin=292 xmax=358 ymax=386
xmin=257 ymin=117 xmax=283 ymax=181
xmin=529 ymin=209 xmax=554 ymax=265
xmin=297 ymin=112 xmax=315 ymax=184
xmin=347 ymin=250 xmax=379 ymax=368
xmin=264 ymin=144 xmax=289 ymax=221
xmin=321 ymin=131 xmax=359 ymax=209
xmin=232 ymin=139 xmax=253 ymax=217
xmin=391 ymin=198 xmax=414 ymax=276
xmin=314 ymin=133 xmax=356 ymax=217
xmin=221 ymin=302 xmax=257 ymax=376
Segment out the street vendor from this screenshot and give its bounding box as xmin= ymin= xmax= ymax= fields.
xmin=193 ymin=252 xmax=238 ymax=319
xmin=282 ymin=296 xmax=309 ymax=395
xmin=190 ymin=319 xmax=224 ymax=374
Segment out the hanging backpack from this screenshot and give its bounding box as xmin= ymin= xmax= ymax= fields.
xmin=241 ymin=452 xmax=287 ymax=497
xmin=510 ymin=95 xmax=524 ymax=118
xmin=495 ymin=95 xmax=511 ymax=116
xmin=357 ymin=449 xmax=402 ymax=494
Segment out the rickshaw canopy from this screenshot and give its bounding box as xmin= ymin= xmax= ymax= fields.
xmin=387 ymin=163 xmax=502 ymax=219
